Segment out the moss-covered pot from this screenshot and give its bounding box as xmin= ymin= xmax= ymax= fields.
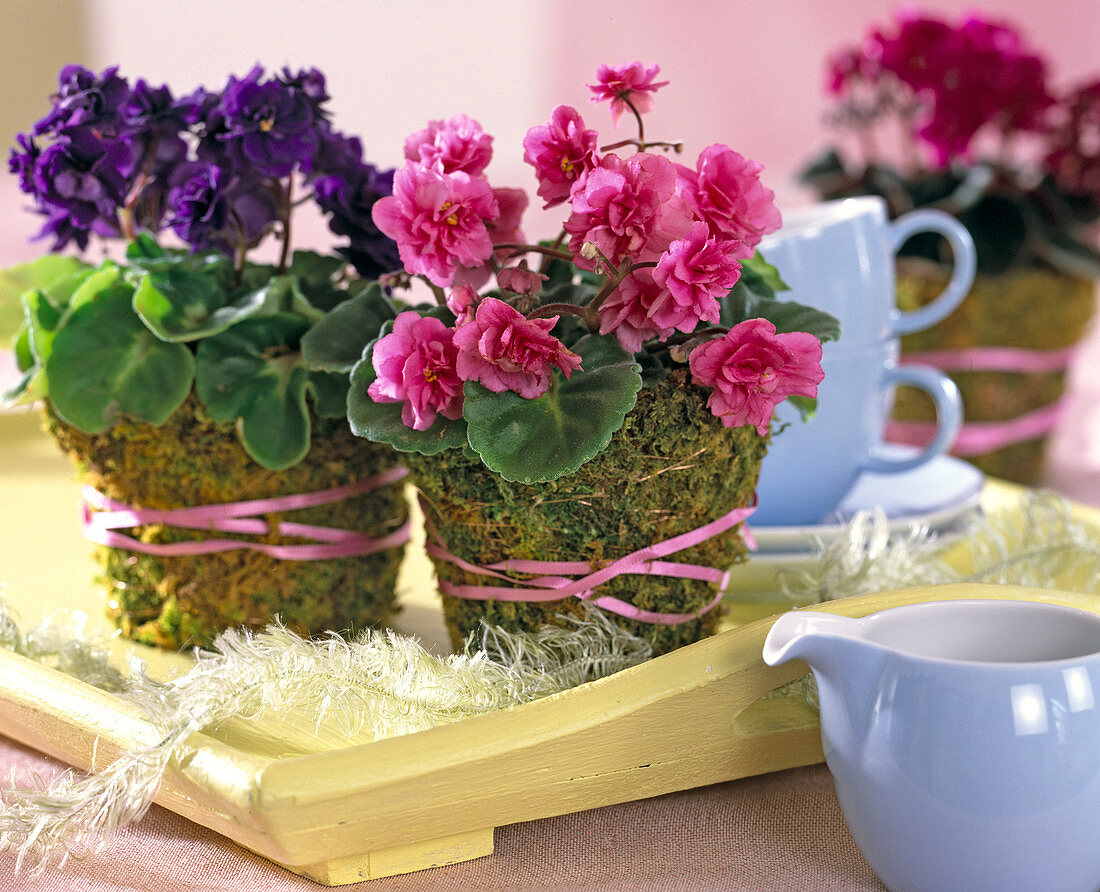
xmin=893 ymin=259 xmax=1095 ymax=484
xmin=45 ymin=397 xmax=409 ymax=649
xmin=405 ymin=369 xmax=767 ymax=656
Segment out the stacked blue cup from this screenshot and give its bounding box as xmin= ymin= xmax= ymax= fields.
xmin=753 ymin=196 xmax=976 ymax=526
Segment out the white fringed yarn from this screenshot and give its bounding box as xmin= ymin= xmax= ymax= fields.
xmin=4 ymin=490 xmax=1100 ymax=872
xmin=0 ymin=603 xmax=650 ymax=872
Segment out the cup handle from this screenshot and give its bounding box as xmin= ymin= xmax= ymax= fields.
xmin=888 ymin=209 xmax=976 ymax=336
xmin=861 ymin=364 xmax=962 ymax=474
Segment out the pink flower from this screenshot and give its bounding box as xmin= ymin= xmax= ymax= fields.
xmin=497 ymin=264 xmax=546 ymax=297
xmin=678 ymin=146 xmax=781 ymax=252
xmin=403 ymin=114 xmax=494 ymax=176
xmin=564 ymin=153 xmax=692 ymax=272
xmin=588 ymin=62 xmax=669 ymax=126
xmin=596 ymin=269 xmax=670 ymax=353
xmin=652 ymin=221 xmax=742 ymax=327
xmin=522 ymin=105 xmax=600 ymax=207
xmin=368 ymin=312 xmax=464 ymax=431
xmin=486 ymin=187 xmax=529 ymax=262
xmin=446 ymin=284 xmax=478 ymax=327
xmin=688 ymin=319 xmax=824 ymax=436
xmin=453 ymin=297 xmax=582 ymax=399
xmin=371 ymin=161 xmax=499 ymax=287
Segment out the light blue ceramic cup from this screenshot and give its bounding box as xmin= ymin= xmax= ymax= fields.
xmin=751 ymin=196 xmax=975 ymax=526
xmin=753 ymin=339 xmax=961 ymax=526
xmin=758 ymin=195 xmax=976 ymax=346
xmin=764 ymin=598 xmax=1100 ymax=892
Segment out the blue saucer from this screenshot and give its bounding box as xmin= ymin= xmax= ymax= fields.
xmin=753 ymin=448 xmax=984 ymax=554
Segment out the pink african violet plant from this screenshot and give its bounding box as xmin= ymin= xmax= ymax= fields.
xmin=349 ymin=62 xmax=838 ymax=484
xmin=807 ymin=9 xmax=1100 ymax=278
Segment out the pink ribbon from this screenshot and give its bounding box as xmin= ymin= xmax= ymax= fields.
xmin=82 ymin=467 xmax=411 ymax=560
xmin=887 ymin=398 xmax=1070 ymax=456
xmin=900 ymin=345 xmax=1079 ymax=374
xmin=425 ymin=503 xmax=756 ymax=626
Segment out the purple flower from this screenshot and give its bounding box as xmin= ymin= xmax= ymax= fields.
xmin=9 ymin=133 xmax=41 ymax=196
xmin=168 ymin=162 xmax=277 ymax=252
xmin=314 ymin=163 xmax=401 ymax=278
xmin=28 ymin=132 xmax=131 ymax=250
xmin=33 ymin=65 xmax=131 ymax=138
xmin=216 ymin=65 xmax=323 ymax=177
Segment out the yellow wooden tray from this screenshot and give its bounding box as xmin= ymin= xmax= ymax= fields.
xmin=2 ymin=410 xmax=1099 ymax=883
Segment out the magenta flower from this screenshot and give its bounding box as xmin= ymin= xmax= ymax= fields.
xmin=652 ymin=221 xmax=742 ymax=326
xmin=486 ymin=186 xmax=529 ymax=261
xmin=403 ymin=114 xmax=493 ymax=176
xmin=368 ymin=312 xmax=464 ymax=431
xmin=453 ymin=297 xmax=582 ymax=399
xmin=497 ymin=264 xmax=546 ymax=296
xmin=371 ymin=161 xmax=499 ymax=287
xmin=677 ymin=145 xmax=781 ymax=252
xmin=446 ymin=284 xmax=478 ymax=327
xmin=596 ymin=269 xmax=671 ymax=353
xmin=522 ymin=105 xmax=600 ymax=207
xmin=564 ymin=153 xmax=692 ymax=271
xmin=688 ymin=319 xmax=824 ymax=436
xmin=588 ymin=62 xmax=669 ymax=126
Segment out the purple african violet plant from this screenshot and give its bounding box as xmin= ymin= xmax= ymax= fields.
xmin=9 ymin=63 xmax=399 ymax=277
xmin=2 ymin=64 xmax=403 ymax=471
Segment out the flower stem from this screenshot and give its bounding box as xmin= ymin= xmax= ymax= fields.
xmin=599 ymin=137 xmax=684 ymax=155
xmin=587 ymin=260 xmax=657 ymax=317
xmin=526 ymin=302 xmax=590 ymax=321
xmin=418 ymin=276 xmax=448 ymax=306
xmin=276 ymin=179 xmax=293 ymax=273
xmin=497 ymin=242 xmax=574 ymax=262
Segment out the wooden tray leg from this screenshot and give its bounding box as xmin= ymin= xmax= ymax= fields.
xmin=282 ymin=827 xmax=495 ymax=885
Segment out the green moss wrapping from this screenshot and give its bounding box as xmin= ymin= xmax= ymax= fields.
xmin=405 ymin=369 xmax=767 ymax=656
xmin=894 ymin=260 xmax=1096 ymax=484
xmin=45 ymin=397 xmax=408 ymax=650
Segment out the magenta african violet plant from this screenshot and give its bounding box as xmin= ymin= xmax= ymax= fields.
xmin=806 ymin=9 xmax=1100 ymax=277
xmin=2 ymin=64 xmax=401 ymax=470
xmin=332 ymin=62 xmax=839 ymax=485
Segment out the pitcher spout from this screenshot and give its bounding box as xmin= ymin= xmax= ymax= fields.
xmin=763 ymin=610 xmax=868 ymax=669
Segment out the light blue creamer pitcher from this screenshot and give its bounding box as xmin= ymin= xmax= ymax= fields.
xmin=763 ymin=598 xmax=1100 ymax=892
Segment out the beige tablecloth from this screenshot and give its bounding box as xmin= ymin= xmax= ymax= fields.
xmin=0 ymin=736 xmax=882 ymax=891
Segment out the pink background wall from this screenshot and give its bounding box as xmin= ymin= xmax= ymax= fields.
xmin=3 ymin=1 xmax=1100 ymax=500
xmin=4 ymin=0 xmax=1099 ymax=253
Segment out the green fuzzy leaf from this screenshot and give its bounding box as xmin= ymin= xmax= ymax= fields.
xmin=67 ymin=263 xmax=124 ymax=313
xmin=131 ymin=263 xmax=273 ymax=342
xmin=125 ymin=232 xmax=166 ymax=260
xmin=0 ymin=255 xmax=89 ymax=341
xmin=346 ymin=333 xmax=468 ymax=455
xmin=289 ymin=250 xmax=346 ymax=285
xmin=309 ymin=370 xmax=350 ymax=418
xmin=464 ymin=334 xmax=642 ymax=484
xmin=741 ymin=251 xmax=788 ymax=296
xmin=24 ymin=288 xmax=67 ymax=365
xmin=46 ymin=282 xmax=194 ymax=432
xmin=721 ymin=289 xmax=841 ymax=344
xmin=786 ymin=394 xmax=818 ymax=422
xmin=195 ymin=314 xmax=312 ymax=470
xmin=301 ymin=282 xmax=396 ymax=373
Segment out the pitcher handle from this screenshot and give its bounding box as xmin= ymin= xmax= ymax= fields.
xmin=888 ymin=209 xmax=976 ymax=336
